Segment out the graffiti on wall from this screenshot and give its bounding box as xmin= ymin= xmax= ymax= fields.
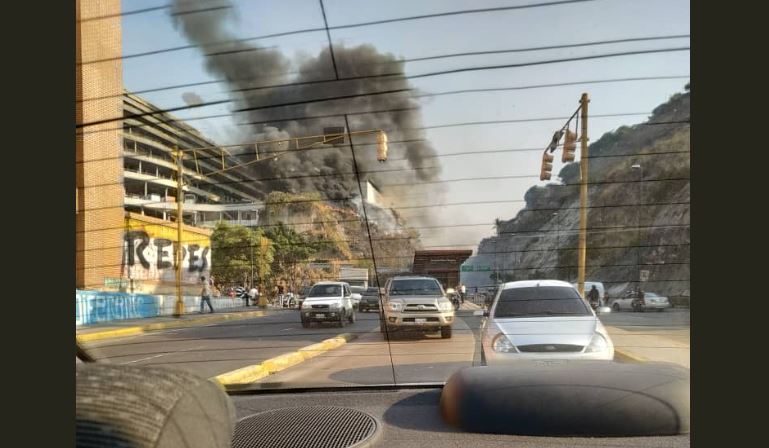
xmin=76 ymin=290 xmax=159 ymax=326
xmin=122 ymin=229 xmax=212 ymax=283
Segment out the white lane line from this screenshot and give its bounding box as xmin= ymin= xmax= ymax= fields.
xmin=120 ymin=344 xmax=206 ymax=365
xmin=280 ymin=328 xmax=293 ymax=331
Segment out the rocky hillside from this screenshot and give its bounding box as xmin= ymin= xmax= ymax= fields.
xmin=476 ymin=85 xmax=690 ymax=300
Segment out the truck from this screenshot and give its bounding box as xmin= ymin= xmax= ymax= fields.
xmin=338 ymin=266 xmax=369 ymax=289
xmin=379 ymin=275 xmax=455 ymax=339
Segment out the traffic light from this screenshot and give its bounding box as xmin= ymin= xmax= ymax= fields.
xmin=562 ymin=129 xmax=577 ymax=162
xmin=376 ymin=131 xmax=388 ymax=162
xmin=540 ymin=151 xmax=554 ymax=181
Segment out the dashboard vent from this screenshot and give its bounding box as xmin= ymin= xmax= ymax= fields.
xmin=233 ymin=406 xmax=379 ymax=448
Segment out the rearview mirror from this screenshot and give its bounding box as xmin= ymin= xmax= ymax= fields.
xmin=595 ymin=306 xmax=611 ymax=314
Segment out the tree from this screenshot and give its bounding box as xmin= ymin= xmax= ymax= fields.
xmin=264 ymin=223 xmax=321 ymax=293
xmin=211 ymin=222 xmax=273 ymax=289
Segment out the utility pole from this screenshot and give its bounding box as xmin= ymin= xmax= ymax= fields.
xmin=576 ymin=93 xmax=589 ymax=297
xmin=173 ymin=148 xmax=185 ymax=317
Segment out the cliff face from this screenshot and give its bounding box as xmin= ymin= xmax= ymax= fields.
xmin=477 ymin=87 xmax=690 ymax=299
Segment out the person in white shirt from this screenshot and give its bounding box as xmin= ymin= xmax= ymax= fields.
xmin=249 ymin=286 xmax=259 ymax=307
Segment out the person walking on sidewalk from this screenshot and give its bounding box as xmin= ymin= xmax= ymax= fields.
xmin=249 ymin=285 xmax=259 ymax=308
xmin=459 ymin=283 xmax=467 ymax=304
xmin=200 ymin=276 xmax=215 ymax=313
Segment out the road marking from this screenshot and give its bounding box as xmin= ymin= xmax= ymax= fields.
xmin=280 ymin=328 xmax=292 ymax=331
xmin=120 ymin=344 xmax=205 ymax=365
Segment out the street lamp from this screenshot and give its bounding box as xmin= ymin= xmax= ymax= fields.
xmin=631 ymin=164 xmax=643 ymax=288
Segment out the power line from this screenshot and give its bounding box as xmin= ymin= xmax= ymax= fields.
xmin=78 ymin=74 xmax=689 ymax=136
xmin=76 ymin=46 xmax=689 ymax=128
xmin=82 ymin=0 xmax=600 ymax=65
xmin=77 ymin=3 xmax=232 ymax=23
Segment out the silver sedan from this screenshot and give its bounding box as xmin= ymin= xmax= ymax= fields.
xmin=479 ymin=280 xmax=614 ymax=364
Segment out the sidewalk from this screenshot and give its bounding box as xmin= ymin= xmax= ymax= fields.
xmin=606 ymin=325 xmax=690 ymax=369
xmin=76 ymin=306 xmax=270 ymax=343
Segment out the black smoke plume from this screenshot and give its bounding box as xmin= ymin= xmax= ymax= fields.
xmin=170 ymin=0 xmax=442 ymax=203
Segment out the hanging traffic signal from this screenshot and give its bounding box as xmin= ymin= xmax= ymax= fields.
xmin=540 ymin=151 xmax=554 ymax=181
xmin=376 ymin=131 xmax=388 ymax=162
xmin=562 ymin=129 xmax=577 ymax=162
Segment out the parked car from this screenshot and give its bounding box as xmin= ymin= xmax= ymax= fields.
xmin=380 ymin=276 xmax=455 ymax=338
xmin=479 ymin=280 xmax=614 ymax=364
xmin=358 ymin=287 xmax=381 ymax=312
xmin=300 ymin=282 xmax=360 ymax=328
xmin=612 ymin=290 xmax=671 ymax=312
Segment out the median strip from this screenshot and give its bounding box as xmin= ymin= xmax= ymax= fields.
xmin=212 ymin=332 xmax=358 ymax=386
xmin=76 ymin=310 xmax=266 ymax=343
xmin=614 ymin=348 xmax=648 ymax=363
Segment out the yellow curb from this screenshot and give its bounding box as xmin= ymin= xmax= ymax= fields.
xmin=614 ymin=348 xmax=648 ymax=363
xmin=298 ymin=342 xmax=332 ymax=360
xmin=213 ymin=364 xmax=270 ymax=386
xmin=212 ymin=332 xmax=360 ymax=386
xmin=77 ymin=310 xmax=266 ymax=343
xmin=261 ymin=352 xmax=306 ymax=374
xmin=77 ymin=326 xmax=145 ymax=343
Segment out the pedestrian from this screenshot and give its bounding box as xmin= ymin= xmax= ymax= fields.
xmin=200 ymin=276 xmax=215 ymax=313
xmin=587 ymin=285 xmax=600 ymax=309
xmin=459 ymin=283 xmax=467 ymax=303
xmin=249 ymin=285 xmax=259 ymax=308
xmin=235 ymin=285 xmax=249 ymax=306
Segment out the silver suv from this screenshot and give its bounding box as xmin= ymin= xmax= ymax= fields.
xmin=380 ymin=276 xmax=455 ymax=338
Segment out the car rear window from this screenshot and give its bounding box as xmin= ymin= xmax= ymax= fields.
xmin=494 ymin=286 xmax=591 ymax=318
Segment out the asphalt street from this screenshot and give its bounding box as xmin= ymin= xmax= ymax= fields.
xmin=83 ymin=306 xmax=689 ymax=384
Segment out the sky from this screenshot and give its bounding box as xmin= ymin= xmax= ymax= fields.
xmin=119 ymin=0 xmax=690 ymax=250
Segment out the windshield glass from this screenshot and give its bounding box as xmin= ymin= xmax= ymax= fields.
xmin=389 ymin=279 xmax=443 ymax=296
xmin=308 ymin=284 xmax=342 ymax=298
xmin=76 ymin=0 xmax=689 ymax=410
xmin=494 ymin=287 xmax=591 ymax=318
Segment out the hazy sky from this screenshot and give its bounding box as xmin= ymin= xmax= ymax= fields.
xmin=120 ymin=0 xmax=690 ymax=250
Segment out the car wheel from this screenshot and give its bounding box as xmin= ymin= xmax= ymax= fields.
xmin=301 ymin=317 xmax=310 ymax=329
xmin=339 ymin=309 xmax=346 ymax=328
xmin=348 ymin=309 xmax=356 ymax=324
xmin=441 ymin=326 xmax=452 ymax=339
xmin=612 ymin=303 xmax=620 ymax=312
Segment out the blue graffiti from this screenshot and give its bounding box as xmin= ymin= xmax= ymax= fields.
xmin=76 ymin=290 xmax=159 ymax=326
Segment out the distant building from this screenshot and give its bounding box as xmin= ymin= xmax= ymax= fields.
xmin=122 ymin=92 xmax=263 ymax=228
xmin=412 ymin=250 xmax=473 ymax=290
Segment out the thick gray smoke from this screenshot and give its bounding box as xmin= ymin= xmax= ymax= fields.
xmin=170 ymin=0 xmax=442 ymax=205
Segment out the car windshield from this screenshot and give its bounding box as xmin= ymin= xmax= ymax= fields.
xmin=389 ymin=279 xmax=443 ymax=296
xmin=494 ymin=286 xmax=592 ymax=318
xmin=307 ymin=285 xmax=342 ymax=297
xmin=75 ymin=0 xmax=689 ymax=431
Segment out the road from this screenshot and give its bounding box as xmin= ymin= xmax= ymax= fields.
xmin=84 ymin=306 xmax=688 ymax=385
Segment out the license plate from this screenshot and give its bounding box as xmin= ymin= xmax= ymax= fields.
xmin=315 ymin=313 xmax=325 ymax=318
xmin=415 ymin=318 xmax=427 ymax=324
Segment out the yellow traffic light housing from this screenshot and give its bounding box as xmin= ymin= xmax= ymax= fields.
xmin=376 ymin=131 xmax=388 ymax=162
xmin=562 ymin=129 xmax=577 ymax=162
xmin=540 ymin=151 xmax=554 ymax=181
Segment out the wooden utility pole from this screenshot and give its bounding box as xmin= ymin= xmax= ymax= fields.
xmin=577 ymin=93 xmax=590 ymax=297
xmin=174 ymin=148 xmax=185 ymax=317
